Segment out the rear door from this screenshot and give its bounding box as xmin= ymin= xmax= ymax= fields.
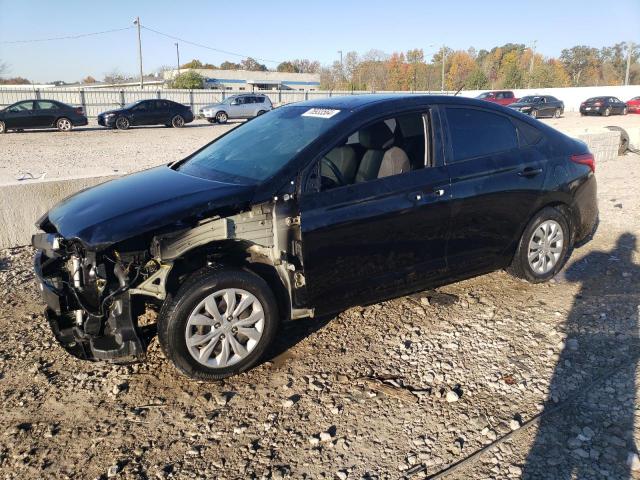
xmin=443 ymin=106 xmax=547 ymax=276
xmin=298 ymin=109 xmax=452 ymax=313
xmin=33 ymin=100 xmax=61 ymax=127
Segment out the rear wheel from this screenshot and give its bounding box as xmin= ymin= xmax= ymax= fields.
xmin=158 ymin=268 xmax=279 ymax=380
xmin=257 ymin=110 xmax=266 ymax=116
xmin=215 ymin=111 xmax=228 ymax=124
xmin=554 ymin=108 xmax=562 ymax=118
xmin=56 ymin=117 xmax=73 ymax=132
xmin=115 ymin=116 xmax=130 ymax=130
xmin=0 ymin=121 xmax=5 ymax=134
xmin=604 ymin=107 xmax=611 ymax=117
xmin=507 ymin=207 xmax=571 ymax=283
xmin=171 ymin=115 xmax=185 ymax=128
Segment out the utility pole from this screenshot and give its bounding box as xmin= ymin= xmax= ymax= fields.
xmin=625 ymin=41 xmax=634 ymax=86
xmin=175 ymin=42 xmax=180 ymax=73
xmin=134 ymin=17 xmax=144 ymax=88
xmin=528 ymin=40 xmax=537 ymax=88
xmin=441 ymin=46 xmax=446 ymax=92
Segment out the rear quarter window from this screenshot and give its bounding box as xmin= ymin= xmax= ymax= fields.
xmin=513 ymin=118 xmax=543 ymax=146
xmin=445 ymin=107 xmax=518 ymax=163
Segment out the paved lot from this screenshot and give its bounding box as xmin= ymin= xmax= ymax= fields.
xmin=0 ymin=113 xmax=639 ymax=479
xmin=0 ymin=112 xmax=639 ymax=185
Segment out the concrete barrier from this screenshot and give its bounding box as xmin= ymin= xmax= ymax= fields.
xmin=0 ymin=174 xmax=121 ymax=249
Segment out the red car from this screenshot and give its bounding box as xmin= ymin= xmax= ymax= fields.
xmin=627 ymin=97 xmax=640 ymax=114
xmin=476 ymin=91 xmax=518 ymax=106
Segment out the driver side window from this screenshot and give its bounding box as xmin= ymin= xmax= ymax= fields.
xmin=318 ymin=112 xmax=431 ymax=191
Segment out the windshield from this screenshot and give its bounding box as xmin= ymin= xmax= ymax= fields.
xmin=177 ymin=105 xmax=345 ymax=183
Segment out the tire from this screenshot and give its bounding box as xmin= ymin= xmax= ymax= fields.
xmin=0 ymin=121 xmax=5 ymax=134
xmin=56 ymin=117 xmax=73 ymax=132
xmin=530 ymin=109 xmax=538 ymax=119
xmin=115 ymin=116 xmax=130 ymax=130
xmin=554 ymin=108 xmax=562 ymax=118
xmin=158 ymin=267 xmax=280 ymax=380
xmin=257 ymin=110 xmax=266 ymax=116
xmin=215 ymin=111 xmax=228 ymax=124
xmin=604 ymin=107 xmax=611 ymax=117
xmin=507 ymin=207 xmax=571 ymax=284
xmin=623 ymin=107 xmax=628 ymax=115
xmin=171 ymin=115 xmax=185 ymax=128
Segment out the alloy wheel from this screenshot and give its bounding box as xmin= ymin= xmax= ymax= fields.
xmin=185 ymin=288 xmax=265 ymax=368
xmin=527 ymin=220 xmax=564 ymax=275
xmin=0 ymin=121 xmax=5 ymax=134
xmin=554 ymin=108 xmax=561 ymax=118
xmin=530 ymin=109 xmax=538 ymax=118
xmin=216 ymin=112 xmax=228 ymax=123
xmin=116 ymin=117 xmax=130 ymax=130
xmin=172 ymin=115 xmax=185 ymax=128
xmin=57 ymin=118 xmax=72 ymax=131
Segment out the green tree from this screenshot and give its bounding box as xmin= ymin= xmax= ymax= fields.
xmin=241 ymin=57 xmax=267 ymax=71
xmin=277 ymin=61 xmax=298 ymax=73
xmin=560 ymin=45 xmax=601 ymax=86
xmin=169 ymin=70 xmax=204 ymax=89
xmin=465 ymin=68 xmax=489 ymax=89
xmin=219 ymin=61 xmax=242 ymax=70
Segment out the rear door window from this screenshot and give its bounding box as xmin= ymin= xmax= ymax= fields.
xmin=36 ymin=101 xmax=60 ymax=110
xmin=445 ymin=107 xmax=518 ymax=163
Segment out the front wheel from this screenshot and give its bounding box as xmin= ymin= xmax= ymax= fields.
xmin=623 ymin=107 xmax=628 ymax=115
xmin=56 ymin=117 xmax=73 ymax=132
xmin=115 ymin=116 xmax=130 ymax=130
xmin=554 ymin=108 xmax=562 ymax=118
xmin=256 ymin=110 xmax=266 ymax=116
xmin=215 ymin=111 xmax=228 ymax=124
xmin=158 ymin=268 xmax=280 ymax=380
xmin=171 ymin=115 xmax=185 ymax=128
xmin=507 ymin=207 xmax=571 ymax=283
xmin=604 ymin=107 xmax=611 ymax=117
xmin=0 ymin=121 xmax=5 ymax=134
xmin=530 ymin=109 xmax=538 ymax=119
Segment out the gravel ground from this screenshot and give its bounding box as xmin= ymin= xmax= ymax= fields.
xmin=0 ymin=140 xmax=639 ymax=479
xmin=0 ymin=111 xmax=639 ymax=185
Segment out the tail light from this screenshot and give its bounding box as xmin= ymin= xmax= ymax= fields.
xmin=571 ymin=153 xmax=595 ymax=173
xmin=75 ymin=107 xmax=84 ymax=115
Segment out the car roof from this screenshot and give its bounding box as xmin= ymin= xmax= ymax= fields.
xmin=291 ymin=93 xmax=503 ymax=112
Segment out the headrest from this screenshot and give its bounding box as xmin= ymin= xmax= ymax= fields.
xmin=359 ymin=122 xmax=394 ymax=150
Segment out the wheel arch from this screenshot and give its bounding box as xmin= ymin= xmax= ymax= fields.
xmin=164 ymin=240 xmax=291 ymax=323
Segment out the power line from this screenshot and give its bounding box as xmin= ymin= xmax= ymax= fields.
xmin=141 ymin=25 xmax=282 ymax=64
xmin=0 ymin=26 xmax=134 ymax=44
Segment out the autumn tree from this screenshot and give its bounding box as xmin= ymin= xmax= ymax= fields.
xmin=241 ymin=57 xmax=267 ymax=71
xmin=446 ymin=51 xmax=476 ymax=90
xmin=82 ymin=75 xmax=97 ymax=84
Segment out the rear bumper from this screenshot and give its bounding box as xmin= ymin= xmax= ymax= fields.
xmin=74 ymin=116 xmax=89 ymax=127
xmin=32 ymin=240 xmax=145 ymax=363
xmin=573 ymin=173 xmax=599 ymax=244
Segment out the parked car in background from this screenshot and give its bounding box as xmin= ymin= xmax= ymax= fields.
xmin=98 ymin=99 xmax=194 ymax=130
xmin=32 ymin=94 xmax=598 ymax=380
xmin=508 ymin=95 xmax=564 ymax=118
xmin=580 ymin=96 xmax=627 ymax=116
xmin=476 ymin=91 xmax=518 ymax=106
xmin=200 ymin=94 xmax=273 ymax=124
xmin=626 ymin=96 xmax=640 ymax=114
xmin=0 ymin=99 xmax=87 ymax=134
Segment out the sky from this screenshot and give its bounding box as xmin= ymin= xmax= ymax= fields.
xmin=1 ymin=0 xmax=639 ymax=83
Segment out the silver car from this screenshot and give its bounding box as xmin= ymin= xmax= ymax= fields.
xmin=200 ymin=94 xmax=273 ymax=124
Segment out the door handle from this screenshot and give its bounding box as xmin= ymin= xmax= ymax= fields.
xmin=518 ymin=167 xmax=543 ymax=177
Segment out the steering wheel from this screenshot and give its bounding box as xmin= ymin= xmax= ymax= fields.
xmin=321 ymin=156 xmax=347 ymax=187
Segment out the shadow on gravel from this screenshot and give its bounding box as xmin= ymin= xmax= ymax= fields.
xmin=523 ymin=233 xmax=640 ymax=479
xmin=261 ymin=314 xmax=334 ymax=365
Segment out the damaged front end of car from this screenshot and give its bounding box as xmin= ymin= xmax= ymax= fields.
xmin=32 ymin=229 xmax=151 ymax=362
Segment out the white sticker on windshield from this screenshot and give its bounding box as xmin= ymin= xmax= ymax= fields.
xmin=302 ymin=108 xmax=341 ymax=119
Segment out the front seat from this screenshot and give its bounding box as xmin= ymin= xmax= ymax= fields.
xmin=322 ymin=146 xmax=358 ymax=185
xmin=355 ymin=122 xmax=395 ymax=183
xmin=377 ymin=146 xmax=411 ymax=178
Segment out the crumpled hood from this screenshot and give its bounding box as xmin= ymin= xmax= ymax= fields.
xmin=43 ymin=166 xmax=256 ymax=248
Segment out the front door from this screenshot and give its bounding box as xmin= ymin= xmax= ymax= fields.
xmin=5 ymin=101 xmax=36 ymax=128
xmin=298 ymin=110 xmax=452 ymax=313
xmin=442 ymin=106 xmax=547 ymax=277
